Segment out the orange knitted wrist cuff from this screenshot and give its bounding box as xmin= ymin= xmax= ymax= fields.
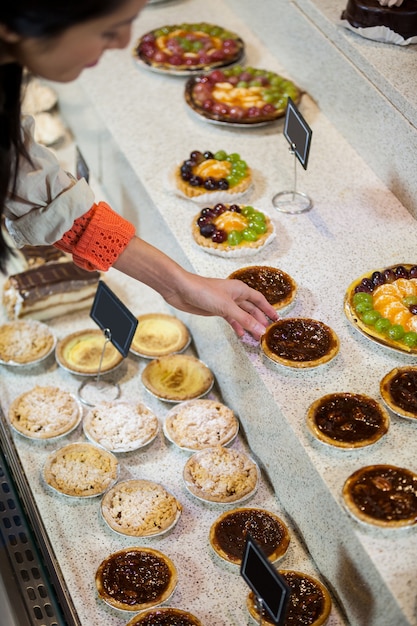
xmin=55 ymin=202 xmax=136 ymax=271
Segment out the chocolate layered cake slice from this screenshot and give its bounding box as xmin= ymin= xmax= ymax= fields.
xmin=3 ymin=261 xmax=100 ymax=320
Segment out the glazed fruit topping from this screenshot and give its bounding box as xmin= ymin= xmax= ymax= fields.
xmin=197 ymin=203 xmax=267 ymax=246
xmin=181 ymin=150 xmax=248 ymax=190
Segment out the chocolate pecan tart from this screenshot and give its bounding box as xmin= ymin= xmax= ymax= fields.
xmin=210 ymin=507 xmax=290 ymax=565
xmin=342 ymin=464 xmax=417 ymax=528
xmin=306 ymin=392 xmax=389 ymax=449
xmin=95 ymin=547 xmax=177 ymax=611
xmin=126 ymin=608 xmax=202 ymax=626
xmin=228 ymin=266 xmax=296 ymax=311
xmin=261 ymin=318 xmax=339 ymax=369
xmin=380 ymin=366 xmax=417 ymax=420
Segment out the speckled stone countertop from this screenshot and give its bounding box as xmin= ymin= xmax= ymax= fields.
xmin=9 ymin=0 xmax=417 ymax=624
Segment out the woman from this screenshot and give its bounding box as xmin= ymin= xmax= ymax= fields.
xmin=0 ymin=0 xmax=278 ymax=338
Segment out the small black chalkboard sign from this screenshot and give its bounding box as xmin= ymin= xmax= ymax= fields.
xmin=284 ymin=97 xmax=312 ymax=170
xmin=241 ymin=535 xmax=291 ymax=625
xmin=90 ymin=281 xmax=138 ymax=358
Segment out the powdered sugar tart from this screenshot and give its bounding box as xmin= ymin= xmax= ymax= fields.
xmin=43 ymin=442 xmax=119 ymax=498
xmin=228 ymin=265 xmax=297 ymax=311
xmin=342 ymin=464 xmax=417 ymax=528
xmin=183 ymin=445 xmax=259 ymax=503
xmin=164 ymin=399 xmax=239 ymax=451
xmin=173 ymin=149 xmax=253 ymax=204
xmin=344 ymin=264 xmax=417 ymax=354
xmin=101 ymin=479 xmax=182 ymax=537
xmin=95 ymin=547 xmax=177 ymax=612
xmin=134 ymin=22 xmax=244 ymax=75
xmin=192 ymin=203 xmax=275 ymax=258
xmin=185 ymin=65 xmax=300 ymax=126
xmin=0 ymin=319 xmax=55 ymax=365
xmin=83 ymin=401 xmax=159 ymax=452
xmin=55 ymin=328 xmax=123 ymax=375
xmin=8 ymin=386 xmax=82 ymax=440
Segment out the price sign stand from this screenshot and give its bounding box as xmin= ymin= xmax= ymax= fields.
xmin=241 ymin=535 xmax=291 ymax=626
xmin=78 ymin=281 xmax=138 ymax=407
xmin=272 ymin=97 xmax=313 ymax=214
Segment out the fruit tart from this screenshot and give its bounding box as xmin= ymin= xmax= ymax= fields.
xmin=192 ymin=203 xmax=275 ymax=257
xmin=185 ymin=65 xmax=300 ymax=126
xmin=174 ymin=149 xmax=252 ymax=203
xmin=228 ymin=266 xmax=297 ymax=311
xmin=344 ymin=264 xmax=417 ymax=354
xmin=134 ymin=22 xmax=244 ymax=74
xmin=261 ymin=318 xmax=339 ymax=369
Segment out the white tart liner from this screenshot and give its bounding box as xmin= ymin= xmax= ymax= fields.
xmin=340 ymin=19 xmax=417 ymax=45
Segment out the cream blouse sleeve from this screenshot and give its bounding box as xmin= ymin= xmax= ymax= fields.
xmin=4 ymin=116 xmax=95 ymax=247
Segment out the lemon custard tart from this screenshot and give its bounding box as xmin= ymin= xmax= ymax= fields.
xmin=306 ymin=392 xmax=389 ymax=449
xmin=192 ymin=203 xmax=274 ymax=256
xmin=95 ymin=547 xmax=177 ymax=611
xmin=261 ymin=318 xmax=339 ymax=369
xmin=228 ymin=265 xmax=297 ymax=311
xmin=134 ymin=23 xmax=244 ymax=73
xmin=185 ymin=65 xmax=300 ymax=125
xmin=342 ymin=464 xmax=417 ymax=528
xmin=175 ymin=149 xmax=252 ymax=200
xmin=380 ymin=366 xmax=417 ymax=420
xmin=344 ymin=264 xmax=417 ymax=353
xmin=141 ymin=354 xmax=214 ymax=402
xmin=130 ymin=312 xmax=190 ymax=358
xmin=56 ymin=328 xmax=123 ymax=374
xmin=210 ymin=507 xmax=290 ymax=565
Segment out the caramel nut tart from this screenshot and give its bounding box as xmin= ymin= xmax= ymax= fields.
xmin=261 ymin=318 xmax=339 ymax=369
xmin=210 ymin=507 xmax=290 ymax=565
xmin=306 ymin=392 xmax=390 ymax=449
xmin=9 ymin=386 xmax=82 ymax=440
xmin=192 ymin=203 xmax=275 ymax=257
xmin=380 ymin=366 xmax=417 ymax=420
xmin=175 ymin=149 xmax=252 ymax=201
xmin=56 ymin=328 xmax=123 ymax=375
xmin=43 ymin=442 xmax=119 ymax=498
xmin=101 ymin=479 xmax=182 ymax=537
xmin=247 ymin=570 xmax=332 ymax=626
xmin=0 ymin=319 xmax=55 ymax=365
xmin=95 ymin=547 xmax=177 ymax=611
xmin=130 ymin=312 xmax=190 ymax=358
xmin=83 ymin=401 xmax=159 ymax=452
xmin=344 ymin=264 xmax=417 ymax=354
xmin=185 ymin=65 xmax=300 ymax=126
xmin=134 ymin=23 xmax=244 ymax=74
xmin=228 ymin=265 xmax=297 ymax=311
xmin=343 ymin=464 xmax=417 ymax=528
xmin=164 ymin=399 xmax=239 ymax=451
xmin=126 ymin=607 xmax=202 ymax=626
xmin=141 ymin=354 xmax=214 ymax=402
xmin=183 ymin=445 xmax=259 ymax=503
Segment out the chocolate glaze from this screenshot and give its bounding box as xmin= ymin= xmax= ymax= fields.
xmin=314 ymin=394 xmax=386 ymax=443
xmin=214 ymin=509 xmax=286 ymax=560
xmin=349 ymin=466 xmax=417 ymax=522
xmin=8 ymin=262 xmax=99 ymax=303
xmin=386 ymin=370 xmax=417 ymax=414
xmin=342 ymin=0 xmax=417 ymax=39
xmin=100 ymin=550 xmax=171 ymax=606
xmin=264 ymin=319 xmax=335 ymax=362
xmin=283 ymin=572 xmax=326 ymax=624
xmin=232 ymin=267 xmax=293 ymax=305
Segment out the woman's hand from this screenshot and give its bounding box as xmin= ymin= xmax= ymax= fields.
xmin=114 ymin=236 xmax=278 ymax=340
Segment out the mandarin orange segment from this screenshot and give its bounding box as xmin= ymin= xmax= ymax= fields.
xmin=214 ymin=212 xmax=248 ymax=232
xmin=194 ymin=159 xmax=231 ymax=178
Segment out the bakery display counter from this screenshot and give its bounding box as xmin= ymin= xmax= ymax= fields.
xmin=4 ymin=0 xmax=417 ymax=624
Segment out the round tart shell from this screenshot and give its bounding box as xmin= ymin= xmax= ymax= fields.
xmin=344 ymin=264 xmax=417 ymax=355
xmin=141 ymin=354 xmax=214 ymax=402
xmin=0 ymin=320 xmax=55 ymax=365
xmin=174 ymin=162 xmax=252 ymax=200
xmin=56 ymin=329 xmax=123 ymax=375
xmin=306 ymin=392 xmax=390 ymax=449
xmin=101 ymin=479 xmax=182 ymax=537
xmin=130 ymin=313 xmax=190 ymax=358
xmin=228 ymin=265 xmax=297 ymax=311
xmin=95 ymin=547 xmax=177 ymax=611
xmin=246 ymin=570 xmax=332 ymax=626
xmin=380 ymin=366 xmax=417 ymax=420
xmin=342 ymin=464 xmax=417 ymax=528
xmin=126 ymin=607 xmax=202 ymax=626
xmin=261 ymin=318 xmax=339 ymax=369
xmin=209 ymin=507 xmax=290 ymax=565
